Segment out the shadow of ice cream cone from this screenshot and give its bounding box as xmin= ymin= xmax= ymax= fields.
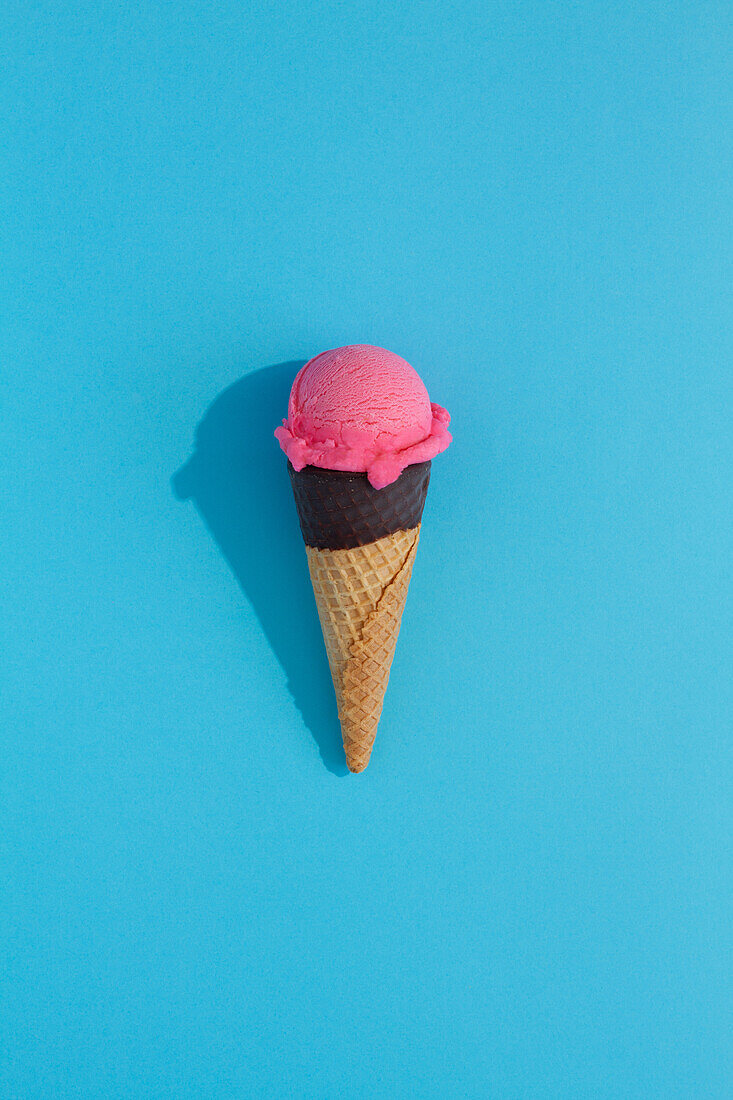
xmin=173 ymin=361 xmax=348 ymax=776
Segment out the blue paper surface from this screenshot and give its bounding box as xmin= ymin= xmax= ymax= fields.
xmin=1 ymin=2 xmax=731 ymax=1096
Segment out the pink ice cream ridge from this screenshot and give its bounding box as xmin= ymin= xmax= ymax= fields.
xmin=274 ymin=345 xmax=451 ymax=489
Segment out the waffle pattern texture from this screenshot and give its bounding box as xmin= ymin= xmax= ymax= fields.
xmin=305 ymin=528 xmax=420 ymax=772
xmin=289 ymin=461 xmax=430 ymax=550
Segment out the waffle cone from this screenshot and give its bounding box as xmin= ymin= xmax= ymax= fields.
xmin=305 ymin=527 xmax=420 ymax=772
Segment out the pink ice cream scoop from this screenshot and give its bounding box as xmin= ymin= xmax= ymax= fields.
xmin=274 ymin=345 xmax=451 ymax=489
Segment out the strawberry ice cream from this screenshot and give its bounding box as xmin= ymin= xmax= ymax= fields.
xmin=274 ymin=345 xmax=451 ymax=489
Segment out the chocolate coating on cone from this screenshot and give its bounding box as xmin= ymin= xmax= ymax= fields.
xmin=288 ymin=461 xmax=431 ymax=550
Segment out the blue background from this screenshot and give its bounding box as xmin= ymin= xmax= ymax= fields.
xmin=2 ymin=2 xmax=731 ymax=1096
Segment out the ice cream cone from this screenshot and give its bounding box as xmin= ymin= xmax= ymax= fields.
xmin=289 ymin=461 xmax=430 ymax=772
xmin=274 ymin=345 xmax=451 ymax=773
